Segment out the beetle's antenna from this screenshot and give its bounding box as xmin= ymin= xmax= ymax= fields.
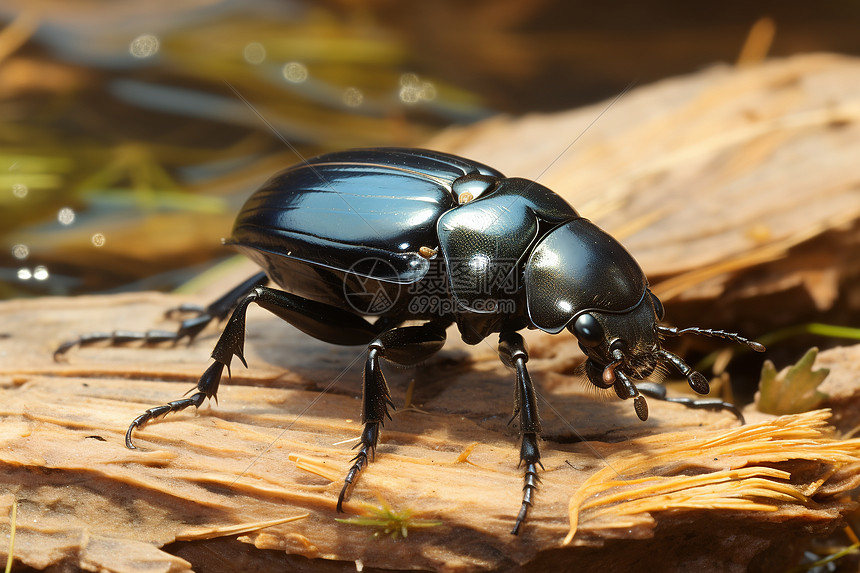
xmin=657 ymin=325 xmax=766 ymax=352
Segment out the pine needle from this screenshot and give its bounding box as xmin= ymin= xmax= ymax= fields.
xmin=565 ymin=411 xmax=860 ymax=545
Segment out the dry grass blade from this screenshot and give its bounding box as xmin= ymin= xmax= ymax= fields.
xmin=4 ymin=498 xmax=16 ymax=573
xmin=288 ymin=452 xmax=342 ymax=482
xmin=174 ymin=513 xmax=309 ymax=541
xmin=565 ymin=410 xmax=860 ymax=545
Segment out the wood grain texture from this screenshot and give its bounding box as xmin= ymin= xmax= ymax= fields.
xmin=3 ymin=53 xmax=860 ymax=572
xmin=428 ymin=53 xmax=860 ymax=321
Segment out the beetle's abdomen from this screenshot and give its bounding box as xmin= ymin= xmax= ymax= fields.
xmin=229 ymin=148 xmax=498 ymax=286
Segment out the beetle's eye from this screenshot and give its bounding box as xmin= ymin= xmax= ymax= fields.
xmin=650 ymin=292 xmax=665 ymax=321
xmin=573 ymin=313 xmax=603 ymax=347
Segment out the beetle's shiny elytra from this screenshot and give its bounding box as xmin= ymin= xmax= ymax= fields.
xmin=55 ymin=148 xmax=764 ymax=535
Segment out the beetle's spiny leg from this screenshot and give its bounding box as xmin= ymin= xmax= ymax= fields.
xmin=655 ymin=349 xmax=710 ymax=395
xmin=337 ymin=422 xmax=381 ymax=512
xmin=125 ymin=361 xmax=225 ymax=448
xmin=54 ymin=273 xmax=272 ymax=361
xmin=336 ymin=323 xmax=446 ymax=512
xmin=164 ymin=302 xmax=207 ymax=319
xmin=657 ymin=325 xmax=765 ymax=353
xmin=337 ymin=345 xmax=393 ymax=512
xmin=499 ymin=331 xmax=543 ymax=535
xmin=511 ymin=458 xmax=541 ymax=536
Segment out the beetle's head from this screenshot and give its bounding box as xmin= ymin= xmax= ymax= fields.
xmin=570 ymin=290 xmax=664 ymax=388
xmin=568 ymin=288 xmax=764 ymax=420
xmin=525 ymin=219 xmax=764 ymax=420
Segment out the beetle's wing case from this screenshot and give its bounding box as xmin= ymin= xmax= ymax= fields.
xmin=437 ymin=178 xmax=580 ymax=313
xmin=228 ymin=148 xmax=502 ymax=287
xmin=524 ymin=219 xmax=648 ymax=333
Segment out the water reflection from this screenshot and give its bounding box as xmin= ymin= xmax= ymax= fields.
xmin=399 ymin=73 xmax=436 ymax=104
xmin=282 ymin=62 xmax=308 ymax=83
xmin=129 ymin=34 xmax=159 ymax=58
xmin=342 ymin=87 xmax=363 ymax=107
xmin=12 ymin=244 xmax=29 ymax=260
xmin=12 ymin=183 xmax=28 ymax=199
xmin=243 ymin=42 xmax=266 ymax=65
xmin=57 ymin=207 xmax=75 ymax=226
xmin=17 ymin=265 xmax=48 ymax=281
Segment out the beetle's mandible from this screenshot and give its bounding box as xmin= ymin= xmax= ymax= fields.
xmin=56 ymin=148 xmax=764 ymax=535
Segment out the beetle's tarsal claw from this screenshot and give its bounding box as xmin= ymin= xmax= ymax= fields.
xmin=511 ymin=461 xmax=539 ymax=535
xmin=687 ymin=371 xmax=710 ymax=395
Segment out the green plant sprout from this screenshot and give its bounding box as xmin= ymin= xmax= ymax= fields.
xmin=336 ymin=497 xmax=442 ymax=539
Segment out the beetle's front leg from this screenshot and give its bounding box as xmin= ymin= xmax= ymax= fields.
xmin=337 ymin=323 xmax=447 ymax=511
xmin=498 ymin=331 xmax=542 ymax=535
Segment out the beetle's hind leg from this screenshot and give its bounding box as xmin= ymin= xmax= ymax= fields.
xmin=498 ymin=331 xmax=542 ymax=535
xmin=53 ymin=272 xmax=270 ymax=360
xmin=337 ymin=323 xmax=447 ymax=512
xmin=125 ymin=286 xmax=387 ymax=448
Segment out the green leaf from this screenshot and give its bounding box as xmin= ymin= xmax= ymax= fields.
xmin=757 ymin=347 xmax=829 ymax=415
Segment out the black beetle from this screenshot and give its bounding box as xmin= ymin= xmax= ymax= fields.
xmin=56 ymin=147 xmax=764 ymax=535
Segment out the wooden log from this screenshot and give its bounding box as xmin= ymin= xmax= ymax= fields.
xmin=428 ymin=52 xmax=860 ymax=330
xmin=3 ymin=53 xmax=860 ymax=572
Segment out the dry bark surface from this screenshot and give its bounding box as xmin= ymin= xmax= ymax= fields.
xmin=2 ymin=53 xmax=860 ymax=572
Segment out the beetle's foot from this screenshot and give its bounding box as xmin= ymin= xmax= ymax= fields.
xmin=337 ymin=422 xmax=380 ymax=512
xmin=125 ymin=361 xmax=225 ymax=448
xmin=511 ymin=432 xmax=542 ymax=535
xmin=636 ymin=382 xmax=745 ymax=424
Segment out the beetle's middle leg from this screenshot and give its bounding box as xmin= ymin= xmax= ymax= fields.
xmin=125 ymin=286 xmax=385 ymax=448
xmin=498 ymin=331 xmax=542 ymax=536
xmin=337 ymin=323 xmax=447 ymax=512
